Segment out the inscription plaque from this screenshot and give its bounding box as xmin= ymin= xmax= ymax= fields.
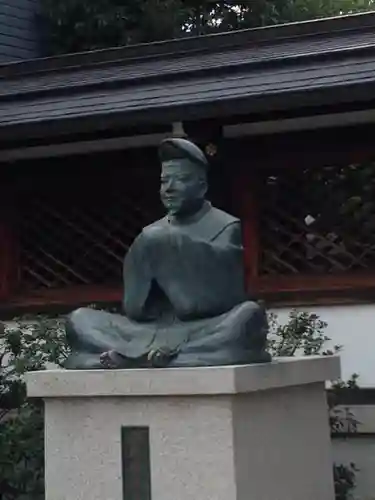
xmin=121 ymin=426 xmax=151 ymax=500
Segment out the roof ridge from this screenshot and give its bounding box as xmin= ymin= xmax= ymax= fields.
xmin=1 ymin=11 xmax=375 ymax=78
xmin=2 ymin=43 xmax=375 ymax=102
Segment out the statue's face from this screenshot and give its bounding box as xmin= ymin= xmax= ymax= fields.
xmin=160 ymin=159 xmax=207 ymax=216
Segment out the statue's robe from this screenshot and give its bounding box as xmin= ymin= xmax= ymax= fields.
xmin=64 ymin=202 xmax=270 ymax=369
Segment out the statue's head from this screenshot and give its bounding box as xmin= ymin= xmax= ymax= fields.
xmin=159 ymin=138 xmax=208 ymax=217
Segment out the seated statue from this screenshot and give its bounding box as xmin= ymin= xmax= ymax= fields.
xmin=64 ymin=138 xmax=271 ymax=369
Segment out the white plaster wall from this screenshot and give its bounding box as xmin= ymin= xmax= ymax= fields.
xmin=333 ymin=438 xmax=375 ymax=500
xmin=271 ymin=304 xmax=375 ymax=387
xmin=332 ymin=405 xmax=375 ymax=499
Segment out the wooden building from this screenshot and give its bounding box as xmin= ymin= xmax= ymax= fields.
xmin=0 ymin=0 xmax=42 ymax=63
xmin=2 ymin=12 xmax=375 ymax=314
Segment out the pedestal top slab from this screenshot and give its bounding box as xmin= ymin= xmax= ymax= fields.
xmin=26 ymin=356 xmax=340 ymax=399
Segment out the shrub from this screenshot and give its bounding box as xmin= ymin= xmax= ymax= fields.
xmin=0 ymin=315 xmax=67 ymax=500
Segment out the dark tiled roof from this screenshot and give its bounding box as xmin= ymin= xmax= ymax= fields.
xmin=1 ymin=12 xmax=375 ymax=135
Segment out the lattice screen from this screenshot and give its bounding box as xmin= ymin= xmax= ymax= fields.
xmin=258 ymin=162 xmax=375 ymax=275
xmin=13 ymin=158 xmax=162 ymax=291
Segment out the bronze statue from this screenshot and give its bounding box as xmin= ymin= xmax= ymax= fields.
xmin=64 ymin=138 xmax=271 ymax=369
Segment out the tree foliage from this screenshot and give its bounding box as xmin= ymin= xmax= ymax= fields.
xmin=41 ymin=0 xmax=375 ymax=55
xmin=0 ymin=316 xmax=68 ymax=500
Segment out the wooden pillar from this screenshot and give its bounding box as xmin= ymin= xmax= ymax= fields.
xmin=0 ymin=202 xmax=19 ymax=300
xmin=232 ymin=167 xmax=260 ymax=293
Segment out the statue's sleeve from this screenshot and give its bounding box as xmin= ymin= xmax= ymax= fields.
xmin=213 ymin=220 xmax=243 ymax=246
xmin=197 ymin=222 xmax=246 ymax=305
xmin=157 ymin=221 xmax=247 ymax=319
xmin=122 ymin=233 xmax=152 ymax=320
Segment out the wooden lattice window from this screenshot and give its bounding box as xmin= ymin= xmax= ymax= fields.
xmin=18 ymin=185 xmax=160 ymax=291
xmin=260 ymin=163 xmax=375 ymax=274
xmin=242 ymin=160 xmax=375 ymax=302
xmin=0 ymin=150 xmax=163 ymax=308
xmin=2 ymin=144 xmax=375 ymax=309
xmin=0 ymin=144 xmax=233 ymax=310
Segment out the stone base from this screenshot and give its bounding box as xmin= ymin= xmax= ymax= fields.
xmin=26 ymin=356 xmax=340 ymax=500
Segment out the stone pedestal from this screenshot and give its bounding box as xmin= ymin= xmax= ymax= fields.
xmin=26 ymin=356 xmax=340 ymax=500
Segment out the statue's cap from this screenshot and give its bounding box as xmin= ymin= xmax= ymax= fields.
xmin=159 ymin=138 xmax=208 ymax=169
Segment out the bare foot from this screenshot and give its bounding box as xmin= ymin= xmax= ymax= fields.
xmin=147 ymin=347 xmax=176 ymax=368
xmin=99 ymin=350 xmax=127 ymax=369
